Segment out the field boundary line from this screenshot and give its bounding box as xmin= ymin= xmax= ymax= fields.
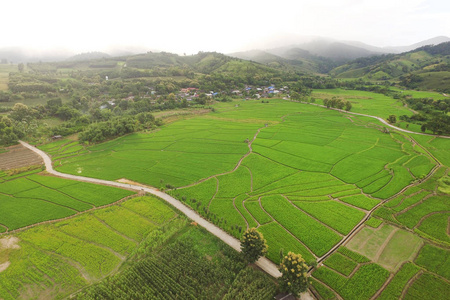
xmin=207 ymin=177 xmax=219 ymax=210
xmin=370 ymin=273 xmax=395 ymax=300
xmin=243 ymin=199 xmax=261 ymax=228
xmin=400 ymin=270 xmax=423 ymax=299
xmin=233 ymin=197 xmax=249 ymax=230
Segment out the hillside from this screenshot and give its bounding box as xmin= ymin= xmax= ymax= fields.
xmin=330 ymin=42 xmax=450 ymax=91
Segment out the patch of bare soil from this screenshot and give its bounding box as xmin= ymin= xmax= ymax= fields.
xmin=0 ymin=144 xmax=43 ymax=170
xmin=0 ymin=236 xmax=20 ymax=273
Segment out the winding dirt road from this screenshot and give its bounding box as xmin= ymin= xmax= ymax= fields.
xmin=18 ymin=141 xmax=282 ymax=279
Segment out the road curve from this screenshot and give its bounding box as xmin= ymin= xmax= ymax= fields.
xmin=299 ymin=101 xmax=450 ymax=139
xmin=19 ymin=140 xmax=282 ymax=278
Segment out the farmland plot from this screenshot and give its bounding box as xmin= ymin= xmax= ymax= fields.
xmin=0 ymin=174 xmax=134 ymax=231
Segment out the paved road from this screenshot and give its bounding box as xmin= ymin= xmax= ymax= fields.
xmin=19 ymin=141 xmax=283 ymax=278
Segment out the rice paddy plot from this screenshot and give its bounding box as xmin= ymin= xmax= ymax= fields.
xmin=241 ymin=153 xmax=297 ymax=191
xmin=19 ymin=225 xmax=122 ymax=279
xmin=414 ymin=135 xmax=450 ymax=167
xmin=376 ymin=262 xmax=421 ymax=300
xmin=261 ymin=195 xmax=342 ymax=256
xmin=396 ymin=195 xmax=450 ymax=229
xmin=234 ymin=195 xmax=258 ymax=228
xmin=323 ymin=252 xmax=358 ymax=276
xmin=170 ymin=177 xmax=217 ymax=207
xmin=292 ymin=200 xmax=366 ymax=235
xmin=339 ymin=194 xmax=380 ymax=210
xmin=55 ymin=117 xmax=262 ymax=187
xmin=416 ymin=213 xmax=450 ymax=245
xmin=258 ymin=222 xmax=315 ymax=264
xmin=403 ymin=273 xmax=449 ymax=300
xmin=209 ymin=198 xmax=247 ymax=234
xmin=215 ymin=166 xmax=251 ymax=198
xmin=14 ymin=186 xmax=93 ymax=211
xmin=313 ymin=262 xmax=390 ymax=300
xmin=244 ymin=200 xmax=272 ymax=225
xmin=0 ymin=194 xmax=76 ymax=230
xmin=414 ymin=244 xmax=450 ymax=280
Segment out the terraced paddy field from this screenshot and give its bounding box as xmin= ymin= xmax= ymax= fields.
xmin=0 ymin=195 xmax=276 ymax=299
xmin=14 ymin=98 xmax=450 ymax=299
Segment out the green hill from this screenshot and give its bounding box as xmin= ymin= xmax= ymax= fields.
xmin=330 ymin=42 xmax=450 ymax=92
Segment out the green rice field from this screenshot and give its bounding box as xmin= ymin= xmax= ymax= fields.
xmin=0 ymin=172 xmax=135 ymax=231
xmin=4 ymin=97 xmax=449 ymax=299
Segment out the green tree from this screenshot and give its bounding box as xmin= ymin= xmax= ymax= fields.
xmin=279 ymin=252 xmax=310 ymax=297
xmin=18 ymin=63 xmax=24 ymax=72
xmin=387 ymin=114 xmax=397 ymax=124
xmin=290 ymin=91 xmax=300 ymax=101
xmin=345 ymin=101 xmax=352 ymax=111
xmin=240 ymin=228 xmax=268 ymax=263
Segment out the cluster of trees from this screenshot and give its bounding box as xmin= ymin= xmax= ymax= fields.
xmin=406 ymin=97 xmax=449 ymax=114
xmin=240 ymin=228 xmax=310 ymax=297
xmin=398 ymin=97 xmax=450 ymax=135
xmin=78 ymin=112 xmax=162 ymax=144
xmin=323 ymin=97 xmax=352 ymax=111
xmin=420 ymin=114 xmax=450 ymax=135
xmin=0 ymin=116 xmax=24 ymax=146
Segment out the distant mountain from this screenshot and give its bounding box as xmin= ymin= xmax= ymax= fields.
xmin=0 ymin=47 xmax=73 ymax=63
xmin=228 ymin=49 xmax=317 ymax=73
xmin=67 ymin=52 xmax=110 ymax=61
xmin=384 ymin=36 xmax=450 ymax=54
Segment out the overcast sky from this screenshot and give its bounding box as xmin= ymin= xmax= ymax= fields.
xmin=2 ymin=0 xmax=449 ymax=54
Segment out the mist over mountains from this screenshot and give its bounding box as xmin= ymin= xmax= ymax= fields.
xmin=1 ymin=36 xmax=449 ymax=68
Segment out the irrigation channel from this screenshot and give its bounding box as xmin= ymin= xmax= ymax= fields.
xmin=18 ymin=105 xmax=448 ymax=300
